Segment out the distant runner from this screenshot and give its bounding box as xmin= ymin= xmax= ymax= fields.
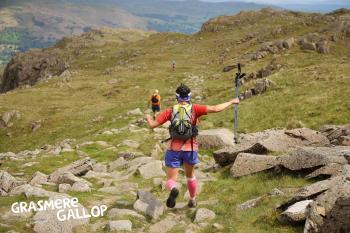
xmin=172 ymin=60 xmax=176 ymax=71
xmin=145 ymin=84 xmax=240 ymax=208
xmin=148 ymin=90 xmax=161 ymax=120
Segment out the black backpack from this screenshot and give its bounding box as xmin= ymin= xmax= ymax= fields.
xmin=151 ymin=95 xmax=159 ymax=104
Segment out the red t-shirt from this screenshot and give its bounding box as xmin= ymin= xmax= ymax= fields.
xmin=156 ymin=104 xmax=207 ymax=151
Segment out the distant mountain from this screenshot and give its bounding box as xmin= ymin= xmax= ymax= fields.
xmin=0 ymin=0 xmax=269 ymax=64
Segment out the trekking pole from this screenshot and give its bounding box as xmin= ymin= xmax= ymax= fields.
xmin=234 ymin=63 xmax=245 ymax=144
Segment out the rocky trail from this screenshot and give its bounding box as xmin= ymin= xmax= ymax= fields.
xmin=1 ymin=104 xmax=350 ymax=232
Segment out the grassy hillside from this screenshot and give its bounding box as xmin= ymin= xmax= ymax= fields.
xmin=0 ymin=8 xmax=349 ymax=233
xmin=0 ymin=0 xmax=269 ymax=64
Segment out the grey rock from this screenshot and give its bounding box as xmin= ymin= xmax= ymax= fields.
xmin=279 ymin=200 xmax=313 ymax=224
xmin=214 ymin=128 xmax=328 ymax=166
xmin=149 ymin=216 xmax=177 ymax=233
xmin=107 ymin=220 xmax=132 ymax=232
xmin=122 ymin=140 xmax=140 ymax=149
xmin=1 ymin=110 xmax=20 ymax=127
xmin=71 ymin=181 xmax=91 ymax=192
xmin=230 ymin=153 xmax=279 ymax=177
xmin=127 ymin=108 xmax=143 ymax=116
xmin=304 ymin=179 xmax=350 ymax=233
xmin=33 ymin=196 xmax=88 ymax=233
xmin=58 ymin=183 xmax=72 ymax=193
xmin=278 ymin=176 xmax=343 ymax=211
xmin=306 ymin=163 xmax=345 ymax=179
xmin=237 ymin=197 xmax=262 ymax=210
xmin=284 ymin=128 xmax=329 ymax=146
xmin=128 ymin=156 xmax=154 ymax=167
xmin=109 ymin=157 xmax=128 ymax=171
xmin=301 ymin=41 xmax=316 ymax=51
xmin=118 ymin=151 xmax=144 ymax=160
xmin=137 ymin=160 xmax=165 ymax=179
xmin=10 ymin=184 xmax=62 ymax=198
xmin=133 ymin=190 xmax=164 ymax=220
xmin=49 ymin=157 xmax=93 ymax=183
xmin=29 ymin=171 xmax=48 ymax=186
xmin=280 ymin=146 xmax=350 ymax=171
xmin=282 ymin=38 xmax=294 ymax=49
xmin=56 ymin=172 xmax=92 ymax=186
xmin=197 ymin=128 xmax=235 ymax=149
xmin=193 ymin=208 xmax=216 ymax=223
xmin=0 ymin=171 xmax=25 ymax=193
xmin=92 ymin=163 xmax=107 ymax=173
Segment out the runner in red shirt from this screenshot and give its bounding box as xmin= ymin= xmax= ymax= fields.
xmin=145 ymin=84 xmax=239 ymax=208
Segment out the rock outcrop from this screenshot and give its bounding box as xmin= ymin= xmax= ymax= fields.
xmin=214 ymin=128 xmax=329 ymax=166
xmin=0 ymin=49 xmax=67 ymax=93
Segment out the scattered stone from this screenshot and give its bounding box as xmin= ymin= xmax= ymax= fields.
xmin=283 ymin=38 xmax=294 ymax=49
xmin=149 ymin=216 xmax=177 ymax=233
xmin=279 ymin=200 xmax=313 ymax=225
xmin=29 ymin=171 xmax=48 ymax=186
xmin=230 ymin=153 xmax=279 ymax=177
xmin=193 ymin=208 xmax=216 ymax=223
xmin=33 ymin=196 xmax=88 ymax=233
xmin=49 ymin=157 xmax=93 ymax=183
xmin=0 ymin=171 xmax=25 ymax=194
xmin=92 ymin=163 xmax=107 ymax=173
xmin=137 ymin=160 xmax=165 ymax=179
xmin=71 ymin=181 xmax=91 ymax=192
xmin=269 ymin=188 xmax=284 ymax=196
xmin=133 ymin=190 xmax=164 ymax=220
xmin=127 ymin=108 xmax=143 ymax=116
xmin=1 ymin=110 xmax=21 ymax=127
xmin=107 ymin=220 xmax=132 ymax=232
xmin=58 ymin=183 xmax=72 ymax=193
xmin=118 ymin=151 xmax=144 ymax=160
xmin=109 ymin=157 xmax=128 ymax=171
xmin=237 ymin=197 xmax=262 ymax=210
xmin=301 ymin=41 xmax=316 ymax=51
xmin=122 ymin=140 xmax=140 ymax=149
xmin=56 ymin=172 xmax=92 ymax=186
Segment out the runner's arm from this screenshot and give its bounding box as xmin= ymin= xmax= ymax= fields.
xmin=145 ymin=114 xmax=161 ymax=128
xmin=206 ymin=98 xmax=239 ymax=113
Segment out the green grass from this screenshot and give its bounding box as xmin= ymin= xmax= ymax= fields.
xmin=199 ymin=171 xmax=311 ymax=233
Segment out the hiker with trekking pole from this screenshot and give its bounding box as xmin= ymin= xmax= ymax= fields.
xmin=145 ymin=83 xmax=240 ymax=208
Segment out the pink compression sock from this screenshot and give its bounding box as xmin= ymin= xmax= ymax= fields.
xmin=165 ymin=179 xmax=176 ymax=191
xmin=187 ymin=177 xmax=197 ymax=199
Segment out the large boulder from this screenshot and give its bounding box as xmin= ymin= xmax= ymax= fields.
xmin=137 ymin=160 xmax=165 ymax=179
xmin=0 ymin=49 xmax=67 ymax=93
xmin=49 ymin=158 xmax=93 ymax=183
xmin=278 ymin=176 xmax=343 ymax=211
xmin=304 ymin=179 xmax=350 ymax=233
xmin=230 ymin=153 xmax=279 ymax=177
xmin=197 ymin=128 xmax=235 ymax=149
xmin=280 ymin=146 xmax=350 ymax=171
xmin=214 ymin=128 xmax=329 ymax=166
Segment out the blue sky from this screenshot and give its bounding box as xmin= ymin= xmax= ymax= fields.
xmin=203 ymin=0 xmax=349 ymax=5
